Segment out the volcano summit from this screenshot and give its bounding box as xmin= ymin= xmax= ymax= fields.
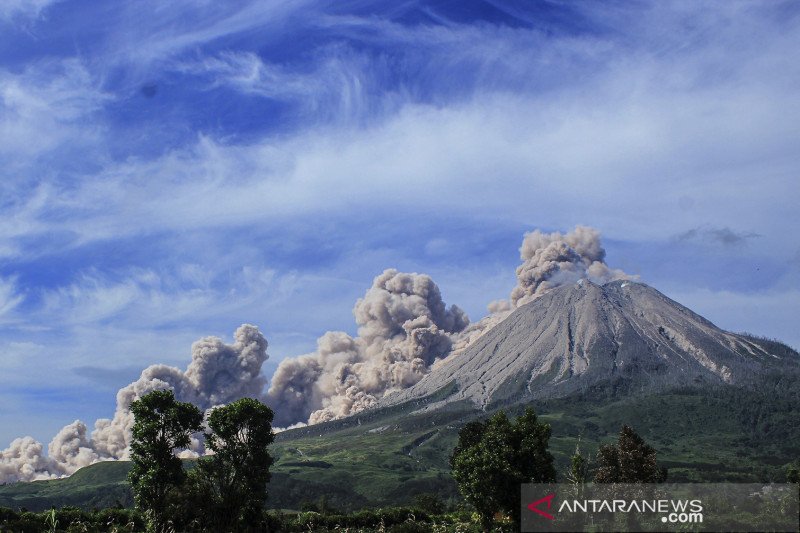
xmin=381 ymin=280 xmax=795 ymax=413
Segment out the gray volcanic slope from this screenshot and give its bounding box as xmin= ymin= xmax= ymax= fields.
xmin=381 ymin=280 xmax=792 ymax=411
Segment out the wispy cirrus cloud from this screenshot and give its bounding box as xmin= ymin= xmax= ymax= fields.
xmin=2 ymin=1 xmax=793 ymax=250
xmin=0 ymin=277 xmax=24 ymax=320
xmin=0 ymin=59 xmax=108 ymax=161
xmin=97 ymin=0 xmax=314 ymax=69
xmin=0 ymin=0 xmax=62 ymax=22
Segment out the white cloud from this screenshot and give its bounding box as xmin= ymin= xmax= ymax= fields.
xmin=63 ymin=82 xmax=795 ymax=245
xmin=0 ymin=277 xmax=24 ymax=321
xmin=0 ymin=0 xmax=61 ymax=22
xmin=1 ymin=2 xmax=796 ymax=260
xmin=178 ymin=51 xmax=323 ymax=100
xmin=0 ymin=340 xmax=45 ymax=371
xmin=101 ymin=0 xmax=314 ymax=68
xmin=0 ymin=59 xmax=108 ymax=160
xmin=37 ymin=265 xmax=281 ymax=329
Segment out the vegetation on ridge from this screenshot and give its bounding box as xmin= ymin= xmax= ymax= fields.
xmin=1 ymin=369 xmax=799 ymax=530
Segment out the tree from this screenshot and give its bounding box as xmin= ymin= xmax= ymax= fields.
xmin=450 ymin=408 xmax=556 ymax=532
xmin=567 ymin=438 xmax=589 ymax=486
xmin=127 ymin=389 xmax=203 ymax=532
xmin=594 ymin=425 xmax=667 ymax=483
xmin=193 ymin=397 xmax=275 ymax=531
xmin=413 ymin=493 xmax=445 ymax=515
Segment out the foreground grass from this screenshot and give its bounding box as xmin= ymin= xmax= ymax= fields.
xmin=0 ymin=506 xmax=516 ymax=532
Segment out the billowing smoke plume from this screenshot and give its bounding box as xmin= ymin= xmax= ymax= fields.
xmin=451 ymin=226 xmax=632 ymax=355
xmin=92 ymin=324 xmax=268 ymax=460
xmin=0 ymin=437 xmax=60 ymax=483
xmin=267 ymin=227 xmax=629 ymax=426
xmin=510 ymin=225 xmax=629 ymax=306
xmin=267 ymin=269 xmax=469 ymax=427
xmin=0 ymin=325 xmax=269 ymax=483
xmin=1 ymin=226 xmax=631 ymax=483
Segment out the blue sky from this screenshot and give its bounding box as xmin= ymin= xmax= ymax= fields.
xmin=0 ymin=0 xmax=798 ymax=447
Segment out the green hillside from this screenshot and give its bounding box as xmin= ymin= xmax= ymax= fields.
xmin=2 ymin=371 xmax=798 ymax=513
xmin=0 ymin=460 xmax=133 ymax=511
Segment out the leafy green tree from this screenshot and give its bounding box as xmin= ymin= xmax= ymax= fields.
xmin=450 ymin=408 xmax=556 ymax=532
xmin=594 ymin=425 xmax=667 ymax=483
xmin=193 ymin=397 xmax=275 ymax=531
xmin=128 ymin=389 xmax=203 ymax=532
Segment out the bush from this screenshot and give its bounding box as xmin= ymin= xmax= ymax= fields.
xmin=54 ymin=506 xmax=91 ymax=528
xmin=0 ymin=506 xmax=20 ymax=523
xmin=412 ymin=493 xmax=445 ymax=515
xmin=387 ymin=522 xmax=431 ymax=533
xmin=95 ymin=507 xmax=144 ymax=531
xmin=286 ymin=507 xmax=433 ymax=531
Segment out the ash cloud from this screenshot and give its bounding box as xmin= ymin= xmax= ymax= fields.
xmin=451 ymin=226 xmax=632 ymax=354
xmin=511 ymin=225 xmax=630 ymax=306
xmin=267 ymin=269 xmax=469 ymax=427
xmin=0 ymin=226 xmax=630 ymax=482
xmin=1 ymin=324 xmax=269 ymax=483
xmin=268 ymin=227 xmax=630 ymax=426
xmin=0 ymin=437 xmax=60 ymax=483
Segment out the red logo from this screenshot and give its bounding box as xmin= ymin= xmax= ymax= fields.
xmin=528 ymin=493 xmax=556 ymax=520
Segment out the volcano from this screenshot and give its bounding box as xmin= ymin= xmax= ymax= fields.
xmin=379 ymin=280 xmax=796 ymax=412
xmin=3 ymin=279 xmax=799 ymax=511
